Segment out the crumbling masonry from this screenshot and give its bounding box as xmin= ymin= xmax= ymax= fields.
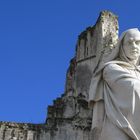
xmin=0 ymin=11 xmax=119 ymax=140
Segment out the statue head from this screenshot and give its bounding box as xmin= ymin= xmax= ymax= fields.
xmin=123 ymin=29 xmax=140 ymax=60
xmin=94 ymin=28 xmax=140 ymax=70
xmin=119 ymin=28 xmax=140 ymax=65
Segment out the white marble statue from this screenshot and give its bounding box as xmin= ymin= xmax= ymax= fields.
xmin=89 ymin=28 xmax=140 ymax=140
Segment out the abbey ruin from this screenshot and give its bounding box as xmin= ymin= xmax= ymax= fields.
xmin=0 ymin=11 xmax=119 ymax=140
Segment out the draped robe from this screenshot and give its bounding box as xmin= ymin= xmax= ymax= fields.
xmin=89 ymin=62 xmax=140 ymax=140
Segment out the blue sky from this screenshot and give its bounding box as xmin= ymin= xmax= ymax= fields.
xmin=0 ymin=0 xmax=140 ymax=123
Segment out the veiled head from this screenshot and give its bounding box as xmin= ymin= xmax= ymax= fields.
xmin=116 ymin=28 xmax=140 ymax=65
xmin=96 ymin=28 xmax=140 ymax=69
xmin=123 ymin=29 xmax=140 ymax=61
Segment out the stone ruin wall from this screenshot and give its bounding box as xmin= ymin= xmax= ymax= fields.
xmin=0 ymin=11 xmax=119 ymax=140
xmin=74 ymin=11 xmax=118 ymax=99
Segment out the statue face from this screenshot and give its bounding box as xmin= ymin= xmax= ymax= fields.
xmin=123 ymin=31 xmax=140 ymax=60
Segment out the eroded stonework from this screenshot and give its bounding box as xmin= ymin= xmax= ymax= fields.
xmin=0 ymin=10 xmax=119 ymax=140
